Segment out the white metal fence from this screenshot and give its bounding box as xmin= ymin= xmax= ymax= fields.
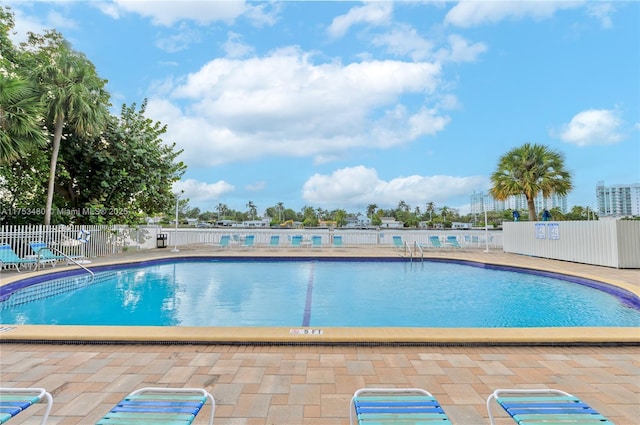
xmin=159 ymin=227 xmax=503 ymax=250
xmin=1 ymin=225 xmax=503 ymax=260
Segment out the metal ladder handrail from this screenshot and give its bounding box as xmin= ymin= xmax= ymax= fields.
xmin=36 ymin=247 xmax=94 ymax=281
xmin=413 ymin=241 xmax=424 ymax=262
xmin=403 ymin=240 xmax=416 ymax=261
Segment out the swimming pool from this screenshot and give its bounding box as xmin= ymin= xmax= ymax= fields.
xmin=2 ymin=258 xmax=639 ymax=328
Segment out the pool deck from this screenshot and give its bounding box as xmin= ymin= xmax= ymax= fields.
xmin=1 ymin=246 xmax=639 ymax=424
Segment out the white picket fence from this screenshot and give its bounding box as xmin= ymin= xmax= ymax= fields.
xmin=0 ymin=224 xmax=142 ymax=260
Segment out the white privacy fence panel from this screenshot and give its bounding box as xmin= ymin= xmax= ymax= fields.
xmin=503 ymin=220 xmax=640 ymax=268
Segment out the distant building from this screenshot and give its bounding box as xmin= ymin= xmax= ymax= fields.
xmin=470 ymin=191 xmax=568 ymax=217
xmin=451 ymin=222 xmax=473 ymax=230
xmin=379 ymin=217 xmax=404 ymax=228
xmin=596 ymin=181 xmax=640 ymax=217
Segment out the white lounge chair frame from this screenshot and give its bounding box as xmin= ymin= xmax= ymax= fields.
xmin=0 ymin=387 xmax=53 ymax=425
xmin=350 ymin=387 xmax=452 ymax=425
xmin=486 ymin=388 xmax=614 ymax=425
xmin=96 ymin=387 xmax=215 ymax=425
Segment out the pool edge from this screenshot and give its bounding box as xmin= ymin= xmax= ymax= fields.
xmin=2 ymin=251 xmax=639 ymax=345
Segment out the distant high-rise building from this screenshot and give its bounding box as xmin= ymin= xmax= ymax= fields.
xmin=470 ymin=191 xmax=568 ymax=218
xmin=596 ymin=181 xmax=640 ymax=217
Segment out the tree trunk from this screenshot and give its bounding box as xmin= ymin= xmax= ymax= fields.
xmin=44 ymin=116 xmax=64 ymax=225
xmin=527 ymin=196 xmax=537 ymax=222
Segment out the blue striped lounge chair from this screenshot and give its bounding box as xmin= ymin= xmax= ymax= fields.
xmin=445 ymin=235 xmax=462 ymax=249
xmin=332 ymin=235 xmax=343 ymax=248
xmin=216 ymin=235 xmax=231 ymax=249
xmin=290 ymin=235 xmax=303 ymax=248
xmin=0 ymin=244 xmax=37 ymax=272
xmin=0 ymin=387 xmax=53 ymax=425
xmin=96 ymin=387 xmax=215 ymax=425
xmin=392 ymin=236 xmax=404 ymax=250
xmin=29 ymin=242 xmax=67 ymax=267
xmin=311 ymin=235 xmax=322 ymax=248
xmin=350 ymin=388 xmax=452 ymax=424
xmin=428 ymin=235 xmax=443 ymax=249
xmin=240 ymin=234 xmax=255 ymax=249
xmin=486 ymin=388 xmax=614 ymax=425
xmin=268 ymin=235 xmax=280 ymax=248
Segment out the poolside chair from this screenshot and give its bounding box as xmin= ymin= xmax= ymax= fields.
xmin=311 ymin=235 xmax=322 ymax=249
xmin=486 ymin=388 xmax=614 ymax=425
xmin=332 ymin=235 xmax=344 ymax=248
xmin=427 ymin=235 xmax=443 ymax=249
xmin=392 ymin=236 xmax=404 ymax=251
xmin=445 ymin=235 xmax=462 ymax=249
xmin=290 ymin=235 xmax=303 ymax=248
xmin=268 ymin=235 xmax=280 ymax=248
xmin=0 ymin=387 xmax=53 ymax=425
xmin=240 ymin=234 xmax=255 ymax=249
xmin=0 ymin=244 xmax=37 ymax=272
xmin=350 ymin=388 xmax=452 ymax=425
xmin=29 ymin=242 xmax=68 ymax=268
xmin=96 ymin=387 xmax=215 ymax=425
xmin=216 ymin=235 xmax=231 ymax=249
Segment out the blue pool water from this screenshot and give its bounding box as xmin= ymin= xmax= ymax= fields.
xmin=1 ymin=259 xmax=639 ymax=328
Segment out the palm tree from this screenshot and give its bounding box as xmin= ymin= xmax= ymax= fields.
xmin=246 ymin=201 xmax=257 ymax=220
xmin=29 ymin=33 xmax=109 ymax=224
xmin=366 ymin=204 xmax=377 ymax=220
xmin=216 ymin=203 xmax=227 ymax=221
xmin=441 ymin=206 xmax=449 ymax=223
xmin=425 ymin=202 xmax=435 ymax=222
xmin=0 ymin=75 xmax=46 ymax=163
xmin=397 ymin=200 xmax=410 ymax=212
xmin=490 ymin=143 xmax=572 ymax=221
xmin=276 ymin=202 xmax=284 ymax=222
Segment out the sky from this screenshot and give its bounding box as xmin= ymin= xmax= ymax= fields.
xmin=4 ymin=0 xmax=639 ymax=216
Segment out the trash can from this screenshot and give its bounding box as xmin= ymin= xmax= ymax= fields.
xmin=157 ymin=234 xmax=167 ymax=248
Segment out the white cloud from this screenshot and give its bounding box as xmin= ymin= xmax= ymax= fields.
xmin=222 ymin=32 xmax=255 ymax=58
xmin=436 ymin=34 xmax=487 ymax=63
xmin=371 ymin=25 xmax=486 ymax=64
xmin=7 ymin=8 xmax=52 ymax=44
xmin=146 ymin=47 xmax=448 ymax=167
xmin=555 ymin=109 xmax=624 ymax=147
xmin=327 ymin=2 xmax=393 ymax=38
xmin=586 ymin=2 xmax=615 ymax=29
xmin=370 ymin=24 xmax=434 ymax=61
xmin=444 ymin=1 xmax=583 ymax=27
xmin=173 ymin=179 xmax=235 ymax=204
xmin=108 ymin=0 xmax=248 ymax=26
xmin=155 ymin=23 xmax=201 ymax=53
xmin=302 ymin=166 xmax=487 ymax=209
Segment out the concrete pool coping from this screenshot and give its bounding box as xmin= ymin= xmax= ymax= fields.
xmin=1 ymin=246 xmax=639 ymax=345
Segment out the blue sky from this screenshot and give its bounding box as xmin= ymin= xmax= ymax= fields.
xmin=5 ymin=1 xmax=639 ymax=215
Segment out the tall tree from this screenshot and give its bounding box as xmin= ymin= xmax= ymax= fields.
xmin=25 ymin=31 xmax=109 ymax=224
xmin=425 ymin=202 xmax=435 ymax=222
xmin=57 ymin=100 xmax=185 ymax=224
xmin=0 ymin=7 xmax=46 ymax=163
xmin=216 ymin=203 xmax=228 ymax=220
xmin=277 ymin=201 xmax=284 ymax=221
xmin=490 ymin=143 xmax=572 ymax=221
xmin=0 ymin=76 xmax=46 ymax=162
xmin=246 ymin=201 xmax=257 ymax=220
xmin=366 ymin=203 xmax=377 ymax=220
